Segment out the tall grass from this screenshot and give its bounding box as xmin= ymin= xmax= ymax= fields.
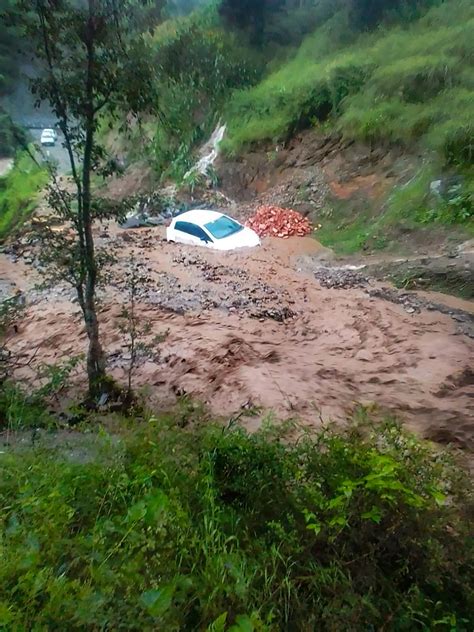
xmin=0 ymin=412 xmax=473 ymax=630
xmin=224 ymin=0 xmax=474 ymax=165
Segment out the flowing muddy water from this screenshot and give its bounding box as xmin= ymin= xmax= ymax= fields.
xmin=1 ymin=226 xmax=473 ymax=454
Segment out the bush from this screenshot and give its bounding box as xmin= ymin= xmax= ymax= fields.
xmin=0 ymin=111 xmax=27 ymax=158
xmin=0 ymin=413 xmax=473 ymax=630
xmin=0 ymin=152 xmax=47 ymax=240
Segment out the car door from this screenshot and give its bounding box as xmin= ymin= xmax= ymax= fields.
xmin=174 ymin=221 xmax=213 ymax=247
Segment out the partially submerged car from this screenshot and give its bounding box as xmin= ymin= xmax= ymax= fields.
xmin=166 ymin=210 xmax=260 ymax=251
xmin=120 ymin=210 xmax=165 ymax=229
xmin=40 ymin=128 xmax=57 ymax=146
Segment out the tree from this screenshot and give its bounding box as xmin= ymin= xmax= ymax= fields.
xmin=4 ymin=0 xmax=157 ymax=401
xmin=348 ymin=0 xmax=428 ymax=31
xmin=219 ymin=0 xmax=285 ymax=46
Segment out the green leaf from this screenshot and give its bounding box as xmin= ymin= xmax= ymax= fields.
xmin=329 ymin=515 xmax=347 ymax=528
xmin=140 ymin=584 xmax=175 ymax=617
xmin=432 ymin=490 xmax=446 ymax=506
xmin=206 ymin=612 xmax=228 ymax=632
xmin=328 ymin=495 xmax=347 ymax=510
xmin=361 ymin=506 xmax=382 ymax=523
xmin=0 ymin=601 xmax=15 ymax=626
xmin=144 ymin=489 xmax=169 ymax=524
xmin=126 ymin=500 xmax=146 ymax=523
xmin=306 ymin=522 xmax=322 ymax=535
xmin=229 ymin=614 xmax=254 ymax=632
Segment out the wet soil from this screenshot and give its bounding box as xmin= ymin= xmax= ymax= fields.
xmin=1 ymin=224 xmax=473 ymax=455
xmin=217 ymin=129 xmax=414 ymax=218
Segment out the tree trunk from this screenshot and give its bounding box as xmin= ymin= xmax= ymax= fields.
xmin=83 ymin=295 xmax=106 ymax=398
xmin=81 ymin=0 xmax=107 ymax=400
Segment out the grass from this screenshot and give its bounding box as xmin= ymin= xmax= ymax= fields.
xmin=224 ymin=0 xmax=474 ymax=166
xmin=0 ymin=407 xmax=473 ymax=630
xmin=0 ymin=152 xmax=47 ymax=241
xmin=315 ymin=202 xmax=376 ymax=255
xmin=315 ymin=163 xmax=474 ymax=255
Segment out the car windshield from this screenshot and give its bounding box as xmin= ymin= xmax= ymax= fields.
xmin=204 ymin=215 xmax=243 ymax=240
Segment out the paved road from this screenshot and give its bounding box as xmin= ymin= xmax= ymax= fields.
xmin=1 ymin=65 xmax=72 ymax=174
xmin=29 ymin=128 xmax=72 ymax=175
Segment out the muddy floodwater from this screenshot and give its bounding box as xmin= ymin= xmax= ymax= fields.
xmin=1 ymin=225 xmax=473 ymax=455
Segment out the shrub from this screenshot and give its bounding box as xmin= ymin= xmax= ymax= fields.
xmin=0 ymin=152 xmax=47 ymax=240
xmin=0 ymin=414 xmax=472 ymax=630
xmin=0 ymin=111 xmax=27 ymax=158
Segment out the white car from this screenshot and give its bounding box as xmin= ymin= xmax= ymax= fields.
xmin=166 ymin=210 xmax=260 ymax=251
xmin=40 ymin=128 xmax=57 ymax=146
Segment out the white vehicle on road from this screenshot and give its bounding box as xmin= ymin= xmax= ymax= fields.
xmin=166 ymin=210 xmax=260 ymax=251
xmin=40 ymin=128 xmax=57 ymax=146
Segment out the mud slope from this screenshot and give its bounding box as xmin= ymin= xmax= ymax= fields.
xmin=217 ymin=130 xmax=415 ymax=217
xmin=1 ymin=226 xmax=473 ymax=450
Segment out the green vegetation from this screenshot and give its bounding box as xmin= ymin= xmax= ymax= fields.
xmin=0 ymin=411 xmax=473 ymax=630
xmin=224 ymin=0 xmax=474 ymax=167
xmin=0 ymin=0 xmax=20 ymax=96
xmin=317 ymin=165 xmax=474 ymax=254
xmin=0 ymin=111 xmax=27 ymax=159
xmin=206 ymin=0 xmax=472 ymax=253
xmin=142 ymin=7 xmax=261 ymax=181
xmin=0 ymin=0 xmax=24 ymax=157
xmin=0 ymin=152 xmax=47 ymax=240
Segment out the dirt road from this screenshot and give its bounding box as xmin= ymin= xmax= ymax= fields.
xmin=1 ymin=226 xmax=473 ymax=452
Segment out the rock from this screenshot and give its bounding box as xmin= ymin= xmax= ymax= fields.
xmin=430 ymin=179 xmax=442 ymax=196
xmin=367 ymin=287 xmax=474 ymax=338
xmin=355 ymin=349 xmax=373 ymax=362
xmin=314 ymin=267 xmax=368 ymax=289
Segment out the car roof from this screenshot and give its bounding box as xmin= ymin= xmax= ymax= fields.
xmin=42 ymin=129 xmax=55 ymax=134
xmin=173 ymin=209 xmax=226 ymax=225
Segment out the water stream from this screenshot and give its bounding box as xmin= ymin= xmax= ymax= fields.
xmin=184 ymin=123 xmax=226 ymax=179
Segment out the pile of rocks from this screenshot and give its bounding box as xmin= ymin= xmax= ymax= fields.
xmin=314 ymin=267 xmax=368 ymax=290
xmin=246 ymin=205 xmax=312 ymax=238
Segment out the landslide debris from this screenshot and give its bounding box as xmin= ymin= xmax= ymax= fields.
xmin=246 ymin=205 xmax=312 ymax=238
xmin=314 ymin=267 xmax=368 ymax=290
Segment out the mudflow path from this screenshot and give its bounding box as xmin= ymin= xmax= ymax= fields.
xmin=1 ymin=225 xmax=474 ymax=452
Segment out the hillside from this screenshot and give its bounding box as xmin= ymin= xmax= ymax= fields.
xmin=215 ymin=0 xmax=474 ymax=253
xmin=225 ymin=0 xmax=474 ymax=160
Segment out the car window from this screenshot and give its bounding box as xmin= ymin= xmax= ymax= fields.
xmin=205 ymin=215 xmax=243 ymax=239
xmin=175 ymin=221 xmax=212 ymax=242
